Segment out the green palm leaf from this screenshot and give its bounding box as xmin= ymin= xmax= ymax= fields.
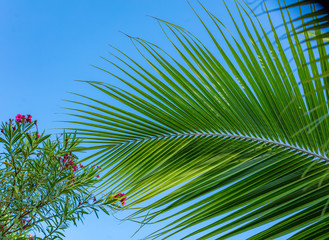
xmin=65 ymin=0 xmax=329 ymax=239
xmin=272 ymin=0 xmax=329 ymax=43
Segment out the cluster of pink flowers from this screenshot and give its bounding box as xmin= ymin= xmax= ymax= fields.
xmin=114 ymin=192 xmax=127 ymax=206
xmin=59 ymin=153 xmax=79 ymax=171
xmin=0 ymin=114 xmax=38 ymax=134
xmin=1 ymin=114 xmax=33 ymax=133
xmin=16 ymin=114 xmax=32 ymax=124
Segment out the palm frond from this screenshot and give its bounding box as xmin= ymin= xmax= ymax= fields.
xmin=65 ymin=0 xmax=329 ymax=239
xmin=268 ymin=0 xmax=329 ymax=42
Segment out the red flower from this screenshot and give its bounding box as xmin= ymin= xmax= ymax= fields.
xmin=69 ymin=160 xmax=75 ymax=165
xmin=12 ymin=126 xmax=16 ymax=131
xmin=97 ymin=174 xmax=100 ymax=178
xmin=72 ymin=165 xmax=78 ymax=171
xmin=93 ymin=197 xmax=96 ymax=202
xmin=34 ymin=120 xmax=37 ymax=125
xmin=114 ymin=192 xmax=125 ymax=198
xmin=114 ymin=192 xmax=127 ymax=205
xmin=1 ymin=129 xmax=3 ymax=133
xmin=79 ymin=164 xmax=84 ymax=168
xmin=26 ymin=114 xmax=32 ymax=123
xmin=15 ymin=114 xmax=23 ymax=123
xmin=78 ymin=201 xmax=81 ymax=207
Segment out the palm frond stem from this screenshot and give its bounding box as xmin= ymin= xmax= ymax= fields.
xmin=105 ymin=132 xmax=329 ymax=162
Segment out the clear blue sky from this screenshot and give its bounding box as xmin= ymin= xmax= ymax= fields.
xmin=0 ymin=0 xmax=295 ymax=239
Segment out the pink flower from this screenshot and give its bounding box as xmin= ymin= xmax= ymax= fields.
xmin=69 ymin=160 xmax=75 ymax=165
xmin=114 ymin=192 xmax=127 ymax=204
xmin=72 ymin=165 xmax=78 ymax=171
xmin=114 ymin=193 xmax=125 ymax=198
xmin=15 ymin=114 xmax=23 ymax=123
xmin=26 ymin=114 xmax=32 ymax=123
xmin=79 ymin=164 xmax=84 ymax=168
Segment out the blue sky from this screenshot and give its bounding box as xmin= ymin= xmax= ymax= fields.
xmin=0 ymin=0 xmax=296 ymax=239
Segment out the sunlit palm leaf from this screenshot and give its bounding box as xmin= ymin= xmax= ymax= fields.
xmin=65 ymin=0 xmax=329 ymax=239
